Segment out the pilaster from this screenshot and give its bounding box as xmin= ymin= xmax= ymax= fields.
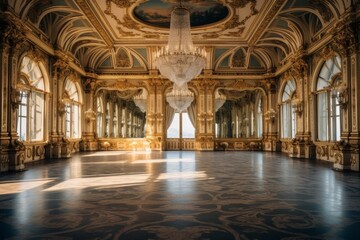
xmin=146 ymin=77 xmax=166 ymax=150
xmin=80 ymin=77 xmax=98 ymax=151
xmin=193 ymin=79 xmax=216 ymax=151
xmin=331 ymin=23 xmax=359 ymax=171
xmin=0 ymin=19 xmax=26 ymax=171
xmin=46 ymin=57 xmax=71 ymax=158
xmin=263 ymin=79 xmax=279 ymax=151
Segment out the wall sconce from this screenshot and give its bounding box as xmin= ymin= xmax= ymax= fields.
xmin=84 ymin=108 xmax=96 ymax=122
xmin=264 ymin=109 xmax=276 ymax=122
xmin=336 ymin=85 xmax=348 ymax=109
xmin=292 ymin=98 xmax=303 ymax=115
xmin=10 ymin=88 xmax=23 ymax=109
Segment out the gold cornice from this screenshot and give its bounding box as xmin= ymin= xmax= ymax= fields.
xmin=248 ymin=0 xmax=286 ymax=45
xmin=75 ymin=0 xmax=113 ymax=47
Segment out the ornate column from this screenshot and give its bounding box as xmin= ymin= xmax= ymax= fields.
xmin=0 ymin=30 xmax=11 ymax=172
xmin=0 ymin=19 xmax=26 ymax=171
xmin=193 ymin=79 xmax=216 ymax=151
xmin=332 ymin=23 xmax=359 ymax=171
xmin=289 ymin=56 xmax=315 ymax=158
xmin=145 ymin=76 xmax=166 ymax=150
xmin=80 ymin=77 xmax=98 ymax=151
xmin=46 ymin=58 xmax=71 ymax=159
xmin=262 ymin=78 xmax=279 ymax=151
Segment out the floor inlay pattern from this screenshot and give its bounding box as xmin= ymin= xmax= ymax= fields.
xmin=1 ymin=151 xmax=360 ymax=239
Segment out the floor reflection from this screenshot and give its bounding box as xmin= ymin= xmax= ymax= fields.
xmin=43 ymin=173 xmax=151 ymax=191
xmin=0 ymin=151 xmax=359 ymax=240
xmin=0 ymin=179 xmax=54 ymax=195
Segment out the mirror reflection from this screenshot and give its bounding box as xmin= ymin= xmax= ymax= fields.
xmin=95 ymin=89 xmax=147 ymax=138
xmin=215 ymin=89 xmax=263 ymax=139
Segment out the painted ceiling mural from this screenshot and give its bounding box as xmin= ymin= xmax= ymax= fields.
xmin=133 ymin=0 xmax=229 ymax=28
xmin=101 ymin=0 xmax=261 ymax=40
xmin=1 ymin=0 xmax=354 ymax=76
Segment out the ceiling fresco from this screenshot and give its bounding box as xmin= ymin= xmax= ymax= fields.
xmin=133 ymin=0 xmax=229 ymax=28
xmin=93 ymin=0 xmax=264 ymax=41
xmin=2 ymin=0 xmax=354 ymax=76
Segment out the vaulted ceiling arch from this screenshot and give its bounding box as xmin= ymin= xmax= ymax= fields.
xmin=35 ymin=7 xmax=83 ymax=27
xmin=1 ymin=0 xmax=356 ymax=78
xmin=280 ymin=8 xmax=327 ymax=25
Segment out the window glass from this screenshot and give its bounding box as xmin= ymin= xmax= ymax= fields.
xmin=182 ymin=113 xmax=195 ymax=138
xmin=281 ymin=80 xmax=296 ymax=139
xmin=97 ymin=97 xmax=103 ymax=138
xmin=63 ymin=79 xmax=81 ymax=139
xmin=317 ymin=92 xmax=328 ymax=141
xmin=316 ymin=55 xmax=342 ymax=141
xmin=257 ymin=98 xmax=263 ymax=138
xmin=167 ymin=113 xmax=180 ymax=138
xmin=17 ymin=56 xmax=45 ymax=141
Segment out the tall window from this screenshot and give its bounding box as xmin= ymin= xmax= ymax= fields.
xmin=316 ymin=55 xmax=342 ymax=141
xmin=281 ymin=79 xmax=296 ymax=139
xmin=17 ymin=56 xmax=46 ymax=141
xmin=105 ymin=102 xmax=110 ymax=137
xmin=96 ymin=96 xmax=104 ymax=138
xmin=257 ymin=97 xmax=263 ymax=138
xmin=167 ymin=112 xmax=195 ymax=138
xmin=113 ymin=104 xmax=118 ymax=138
xmin=64 ymin=79 xmax=81 ymax=139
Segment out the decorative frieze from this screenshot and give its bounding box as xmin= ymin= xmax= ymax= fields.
xmin=332 ymin=24 xmax=357 ymax=56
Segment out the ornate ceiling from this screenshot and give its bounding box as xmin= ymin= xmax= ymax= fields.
xmin=1 ymin=0 xmax=357 ymax=79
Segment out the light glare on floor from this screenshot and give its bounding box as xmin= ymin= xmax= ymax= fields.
xmin=43 ymin=174 xmax=151 ymax=191
xmin=0 ymin=179 xmax=54 ymax=195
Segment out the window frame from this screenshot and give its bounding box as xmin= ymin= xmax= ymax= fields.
xmin=16 ymin=56 xmax=47 ymax=142
xmin=280 ymin=79 xmax=296 ymax=139
xmin=315 ymin=55 xmax=342 ymax=142
xmin=63 ymin=79 xmax=81 ymax=139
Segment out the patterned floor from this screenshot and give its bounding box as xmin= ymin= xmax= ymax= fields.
xmin=1 ymin=151 xmax=360 ymax=240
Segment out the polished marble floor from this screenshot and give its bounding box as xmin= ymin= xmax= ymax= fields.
xmin=1 ymin=151 xmax=360 ymax=240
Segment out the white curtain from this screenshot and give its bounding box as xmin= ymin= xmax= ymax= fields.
xmin=166 ymin=103 xmax=175 ymax=130
xmin=187 ymin=100 xmax=196 ymax=128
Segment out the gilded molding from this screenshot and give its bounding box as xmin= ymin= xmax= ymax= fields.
xmin=310 ymin=0 xmax=333 ymax=22
xmin=109 ymin=0 xmax=136 ymax=8
xmin=249 ymin=0 xmax=286 ymax=45
xmin=332 ymin=24 xmax=357 ymax=56
xmin=75 ymin=0 xmax=113 ymax=46
xmin=289 ymin=57 xmax=308 ymax=79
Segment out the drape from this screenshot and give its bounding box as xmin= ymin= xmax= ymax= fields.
xmin=166 ymin=103 xmax=175 ymax=130
xmin=187 ymin=100 xmax=196 ymax=128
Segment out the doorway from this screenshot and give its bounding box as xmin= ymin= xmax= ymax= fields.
xmin=166 ymin=112 xmax=195 ymax=150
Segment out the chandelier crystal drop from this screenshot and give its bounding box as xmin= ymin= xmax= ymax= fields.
xmin=133 ymin=91 xmax=147 ymax=113
xmin=215 ymin=89 xmax=226 ymax=112
xmin=154 ymin=5 xmax=206 ymax=88
xmin=166 ymin=84 xmax=194 ymax=113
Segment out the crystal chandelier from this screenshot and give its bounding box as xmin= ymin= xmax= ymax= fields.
xmin=215 ymin=89 xmax=226 ymax=112
xmin=133 ymin=90 xmax=147 ymax=113
xmin=166 ymin=84 xmax=194 ymax=113
xmin=154 ymin=3 xmax=206 ymax=88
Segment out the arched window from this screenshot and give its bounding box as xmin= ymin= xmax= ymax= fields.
xmin=257 ymin=97 xmax=263 ymax=138
xmin=281 ymin=79 xmax=296 ymax=139
xmin=96 ymin=96 xmax=104 ymax=138
xmin=17 ymin=56 xmax=46 ymax=141
xmin=316 ymin=54 xmax=342 ymax=141
xmin=105 ymin=102 xmax=110 ymax=137
xmin=113 ymin=103 xmax=119 ymax=138
xmin=64 ymin=79 xmax=81 ymax=139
